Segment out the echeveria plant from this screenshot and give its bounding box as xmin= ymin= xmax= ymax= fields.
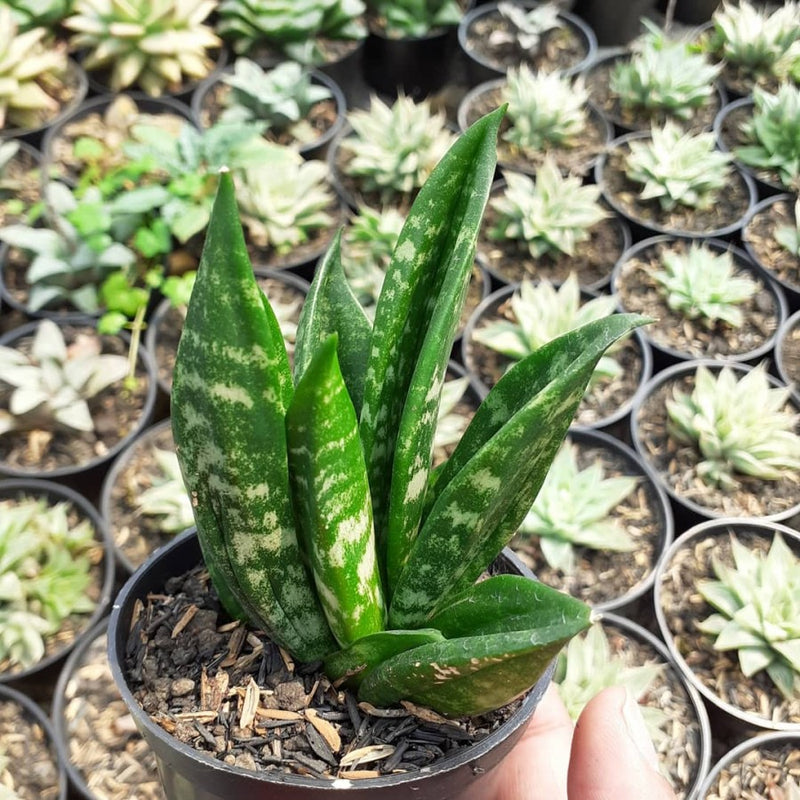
xmin=172 ymin=109 xmax=643 ymax=717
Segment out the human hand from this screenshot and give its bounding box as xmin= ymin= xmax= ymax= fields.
xmin=490 ymin=683 xmax=677 ymax=800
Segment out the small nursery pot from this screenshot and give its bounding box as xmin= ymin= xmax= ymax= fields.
xmin=611 ymin=235 xmax=788 ymax=370
xmin=569 ymin=0 xmax=655 ymax=46
xmin=0 ymin=479 xmax=114 ymax=700
xmin=109 ymin=529 xmax=552 ymax=800
xmin=775 ymin=309 xmax=800 ymax=400
xmin=655 ymin=519 xmax=800 ymax=739
xmin=0 ymin=683 xmax=68 ymax=800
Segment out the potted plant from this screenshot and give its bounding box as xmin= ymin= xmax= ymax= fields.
xmin=0 ymin=316 xmax=157 ymax=482
xmin=582 ymin=19 xmax=724 ymax=135
xmin=0 ymin=139 xmax=43 ymax=229
xmin=108 ymin=108 xmax=644 ymax=797
xmin=0 ymin=479 xmax=114 ymax=696
xmin=655 ymin=518 xmax=800 ymax=735
xmin=554 ymin=614 xmax=711 ymax=799
xmin=596 ymin=121 xmax=757 ymax=240
xmin=328 ymin=93 xmax=457 ymax=213
xmin=457 ymin=0 xmax=596 ymax=86
xmin=612 ymin=236 xmax=787 ymax=368
xmin=64 ymin=0 xmax=223 ymax=98
xmin=509 ymin=428 xmax=674 ymax=619
xmin=456 ymin=66 xmax=612 ymax=178
xmin=0 ymin=682 xmax=67 ymax=799
xmin=191 ymin=58 xmax=347 ymax=161
xmin=776 ymin=309 xmax=800 ymax=397
xmin=476 ymin=159 xmax=631 ymax=291
xmin=462 ymin=274 xmax=651 ymax=435
xmin=630 ymin=359 xmax=800 ymax=527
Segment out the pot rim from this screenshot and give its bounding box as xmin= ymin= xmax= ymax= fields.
xmin=775 ymin=308 xmax=800 ymax=399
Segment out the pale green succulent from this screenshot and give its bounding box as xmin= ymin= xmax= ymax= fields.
xmin=237 ymin=150 xmax=336 ymax=255
xmin=218 ymin=0 xmax=366 ymax=62
xmin=555 ymin=623 xmax=668 ymax=743
xmin=472 ymin=274 xmax=624 ymax=384
xmin=697 ymin=531 xmax=800 ymax=700
xmin=666 ymin=363 xmax=800 ymax=491
xmin=611 ymin=19 xmax=721 ymax=121
xmin=502 ymin=66 xmax=589 ymax=152
xmin=219 ymin=59 xmax=332 ymax=144
xmin=433 ymin=376 xmax=471 ymax=454
xmin=736 ymin=84 xmax=800 ymax=192
xmin=492 ymin=1 xmax=561 ymax=52
xmin=64 ymin=0 xmax=221 ymax=96
xmin=0 ymin=8 xmax=69 ymax=130
xmin=488 ymin=159 xmax=610 ymax=259
xmin=516 ymin=441 xmax=637 ymax=574
xmin=776 ymin=197 xmax=800 ymax=257
xmin=653 ymin=243 xmax=759 ymax=328
xmin=341 ymin=205 xmax=405 ymax=309
xmin=6 ymin=0 xmax=71 ymax=31
xmin=340 ymin=94 xmax=457 ymax=201
xmin=0 ymin=496 xmax=96 ymax=670
xmin=136 ymin=448 xmax=194 ymax=534
xmin=0 ymin=319 xmax=129 ymax=436
xmin=624 ymin=122 xmax=733 ymax=211
xmin=366 ymin=0 xmax=461 ymax=38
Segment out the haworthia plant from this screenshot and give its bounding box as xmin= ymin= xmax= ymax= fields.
xmin=173 ymin=107 xmax=647 ymax=717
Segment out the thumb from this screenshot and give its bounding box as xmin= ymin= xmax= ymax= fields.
xmin=567 ymin=686 xmax=676 ymax=800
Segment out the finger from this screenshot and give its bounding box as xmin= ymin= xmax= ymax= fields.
xmin=567 ymin=686 xmax=676 ymax=800
xmin=491 ymin=683 xmax=574 ymax=800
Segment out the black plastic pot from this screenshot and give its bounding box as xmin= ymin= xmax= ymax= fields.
xmin=108 ymin=528 xmax=553 ymax=800
xmin=611 ymin=234 xmax=789 ymax=371
xmin=655 ymin=519 xmax=800 ymax=739
xmin=571 ymin=0 xmax=655 ymax=46
xmin=191 ymin=64 xmax=347 ymax=161
xmin=595 ymin=130 xmax=758 ymax=242
xmin=457 ymin=2 xmax=597 ymax=87
xmin=0 ymin=479 xmax=114 ymax=701
xmin=659 ymin=0 xmax=720 ymax=24
xmin=775 ymin=309 xmax=800 ymax=401
xmin=0 ymin=683 xmax=68 ymax=799
xmin=630 ymin=359 xmax=800 ymax=530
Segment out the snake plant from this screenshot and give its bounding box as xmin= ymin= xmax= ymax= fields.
xmin=172 ymin=109 xmax=645 ymax=717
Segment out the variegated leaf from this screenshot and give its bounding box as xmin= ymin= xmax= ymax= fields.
xmin=172 ymin=171 xmax=335 ymax=661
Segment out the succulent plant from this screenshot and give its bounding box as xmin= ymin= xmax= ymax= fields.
xmin=136 ymin=448 xmax=194 ymax=534
xmin=776 ymin=197 xmax=800 ymax=257
xmin=491 ymin=1 xmax=561 ymax=53
xmin=472 ymin=274 xmax=624 ymax=385
xmin=218 ymin=58 xmax=332 ymax=145
xmin=697 ymin=531 xmax=800 ymax=700
xmin=0 ymin=495 xmax=96 ymax=670
xmin=624 ymin=121 xmax=733 ymax=211
xmin=0 ymin=183 xmax=139 ymax=313
xmin=704 ymin=1 xmax=800 ymax=82
xmin=488 ymin=160 xmax=610 ymax=259
xmin=433 ymin=376 xmax=471 ymax=454
xmin=218 ymin=0 xmax=366 ymax=62
xmin=0 ymin=141 xmax=30 ymax=224
xmin=0 ymin=8 xmax=70 ymax=130
xmin=611 ymin=19 xmax=721 ymax=122
xmin=666 ymin=363 xmax=800 ymax=491
xmin=554 ymin=623 xmax=668 ymax=741
xmin=5 ymin=0 xmax=71 ymax=31
xmin=653 ymin=243 xmax=759 ymax=328
xmin=340 ymin=94 xmax=457 ymax=203
xmin=0 ymin=319 xmax=129 ymax=436
xmin=171 ymin=109 xmax=644 ymax=716
xmin=736 ymin=84 xmax=800 ymax=193
xmin=64 ymin=0 xmax=221 ymax=96
xmin=236 ymin=153 xmax=336 ymax=255
xmin=366 ymin=0 xmax=461 ymax=38
xmin=340 ymin=205 xmax=404 ymax=310
xmin=501 ymin=66 xmax=589 ymax=152
xmin=515 ymin=441 xmax=637 ymax=574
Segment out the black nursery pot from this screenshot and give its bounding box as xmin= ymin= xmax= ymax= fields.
xmin=108 ymin=529 xmax=552 ymax=800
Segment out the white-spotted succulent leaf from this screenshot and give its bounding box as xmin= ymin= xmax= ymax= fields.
xmin=666 ymin=364 xmax=800 ymax=490
xmin=697 ymin=531 xmax=800 ymax=699
xmin=493 ymin=1 xmax=561 ymax=52
xmin=516 ymin=442 xmax=637 ymax=574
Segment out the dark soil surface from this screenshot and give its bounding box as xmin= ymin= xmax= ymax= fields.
xmin=705 ymin=741 xmax=800 ymax=799
xmin=743 ymin=199 xmax=800 ymax=293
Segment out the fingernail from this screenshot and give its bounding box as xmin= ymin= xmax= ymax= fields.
xmin=621 ymin=687 xmax=660 ymax=771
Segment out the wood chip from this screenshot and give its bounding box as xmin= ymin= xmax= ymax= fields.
xmin=358 ymin=702 xmax=409 ymax=718
xmin=279 ymin=646 xmax=295 ymax=672
xmin=219 ymin=625 xmax=246 ymax=668
xmin=305 ymin=708 xmax=341 ymax=753
xmin=340 ymin=744 xmax=396 ymax=768
xmin=239 ymin=678 xmax=260 ymax=730
xmin=173 ymin=711 xmax=217 ymax=722
xmin=200 ymin=669 xmax=229 ymax=713
xmin=170 ymin=604 xmax=198 ymax=639
xmin=254 ymin=708 xmax=303 ymax=721
xmin=400 ymin=700 xmax=459 ymax=727
xmin=341 ymin=770 xmax=382 ymax=780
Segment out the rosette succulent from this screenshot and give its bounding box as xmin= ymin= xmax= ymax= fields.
xmin=171 ymin=109 xmax=644 ymax=716
xmin=666 ymin=363 xmax=800 ymax=491
xmin=697 ymin=531 xmax=800 ymax=700
xmin=366 ymin=0 xmax=461 ymax=37
xmin=136 ymin=448 xmax=194 ymax=534
xmin=491 ymin=1 xmax=561 ymax=52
